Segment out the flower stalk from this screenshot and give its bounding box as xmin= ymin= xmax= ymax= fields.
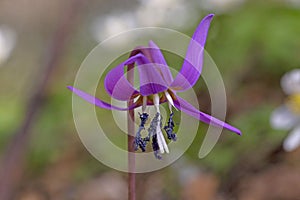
xmin=127 ymin=62 xmax=136 ymax=200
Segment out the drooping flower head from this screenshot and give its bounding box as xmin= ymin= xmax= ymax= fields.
xmin=68 ymin=14 xmax=241 ymax=159
xmin=271 ymin=69 xmax=300 ymax=152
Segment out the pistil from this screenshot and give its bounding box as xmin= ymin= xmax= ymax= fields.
xmin=153 ymin=94 xmax=169 ymax=154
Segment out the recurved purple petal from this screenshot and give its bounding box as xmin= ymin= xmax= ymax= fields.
xmin=170 ymin=14 xmax=214 ymax=91
xmin=67 ymin=86 xmax=141 ymax=110
xmin=148 ymin=40 xmax=174 ymax=85
xmin=173 ymin=95 xmax=241 ymax=135
xmin=104 ymin=54 xmax=142 ymax=101
xmin=135 ymin=54 xmax=168 ymax=96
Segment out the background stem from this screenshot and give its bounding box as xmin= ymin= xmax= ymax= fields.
xmin=127 ymin=63 xmax=136 ymax=200
xmin=0 ymin=0 xmax=84 ymax=199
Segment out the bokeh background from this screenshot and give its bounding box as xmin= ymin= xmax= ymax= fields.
xmin=1 ymin=0 xmax=300 ymax=199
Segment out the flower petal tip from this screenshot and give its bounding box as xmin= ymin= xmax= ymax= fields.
xmin=148 ymin=40 xmax=159 ymax=49
xmin=224 ymin=126 xmax=242 ymax=136
xmin=148 ymin=40 xmax=154 ymax=45
xmin=203 ymin=14 xmax=214 ymax=23
xmin=230 ymin=127 xmax=242 ymax=136
xmin=207 ymin=13 xmax=215 ymax=18
xmin=67 ymin=86 xmax=73 ymax=91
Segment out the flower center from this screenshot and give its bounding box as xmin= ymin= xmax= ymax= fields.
xmin=286 ymin=94 xmax=300 ymax=114
xmin=133 ymin=91 xmax=177 ymax=159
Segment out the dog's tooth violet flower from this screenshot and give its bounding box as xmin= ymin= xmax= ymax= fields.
xmin=271 ymin=69 xmax=300 ymax=152
xmin=68 ymin=14 xmax=241 ymax=159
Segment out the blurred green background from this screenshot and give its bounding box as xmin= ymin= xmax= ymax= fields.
xmin=1 ymin=0 xmax=300 ymax=199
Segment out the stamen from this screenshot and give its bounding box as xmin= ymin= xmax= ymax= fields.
xmin=148 ymin=113 xmax=161 ymax=158
xmin=134 ymin=93 xmax=172 ymax=159
xmin=151 ymin=134 xmax=162 ymax=160
xmin=164 ymin=112 xmax=177 ymax=141
xmin=158 ymin=114 xmax=169 ymax=153
xmin=148 ymin=112 xmax=164 ymax=154
xmin=165 ymin=91 xmax=177 ymax=111
xmin=147 ymin=112 xmax=158 ymax=137
xmin=134 ymin=113 xmax=149 ymax=152
xmin=153 ymin=94 xmax=169 ymax=154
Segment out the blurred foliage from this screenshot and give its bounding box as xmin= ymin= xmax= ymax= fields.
xmin=27 ymin=89 xmax=73 ymax=174
xmin=200 ymin=105 xmax=286 ymax=174
xmin=0 ymin=99 xmax=23 ymax=149
xmin=207 ymin=0 xmax=300 ymax=77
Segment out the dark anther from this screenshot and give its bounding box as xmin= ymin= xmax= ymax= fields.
xmin=139 ymin=113 xmax=149 ymax=128
xmin=134 ymin=113 xmax=149 ymax=152
xmin=151 ymin=134 xmax=162 ymax=160
xmin=154 ymin=151 xmax=162 ymax=160
xmin=164 ymin=112 xmax=177 ymax=141
xmin=147 ymin=112 xmax=160 ymax=137
xmin=134 ymin=112 xmax=165 ymax=159
xmin=134 ymin=136 xmax=147 ymax=152
xmin=147 ymin=113 xmax=162 ymax=159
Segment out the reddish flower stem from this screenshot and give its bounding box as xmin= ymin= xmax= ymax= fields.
xmin=127 ymin=63 xmax=136 ymax=200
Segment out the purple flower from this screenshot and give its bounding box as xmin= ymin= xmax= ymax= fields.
xmin=68 ymin=14 xmax=241 ymax=158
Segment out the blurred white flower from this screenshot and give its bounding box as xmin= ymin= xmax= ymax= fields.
xmin=92 ymin=13 xmax=136 ymax=48
xmin=91 ymin=0 xmax=198 ymax=46
xmin=270 ymin=69 xmax=300 ymax=152
xmin=199 ymin=0 xmax=245 ymax=13
xmin=281 ymin=69 xmax=300 ymax=95
xmin=0 ymin=26 xmax=17 ymax=67
xmin=136 ymin=0 xmax=196 ymax=28
xmin=286 ymin=0 xmax=300 ymax=7
xmin=91 ymin=13 xmax=137 ymax=45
